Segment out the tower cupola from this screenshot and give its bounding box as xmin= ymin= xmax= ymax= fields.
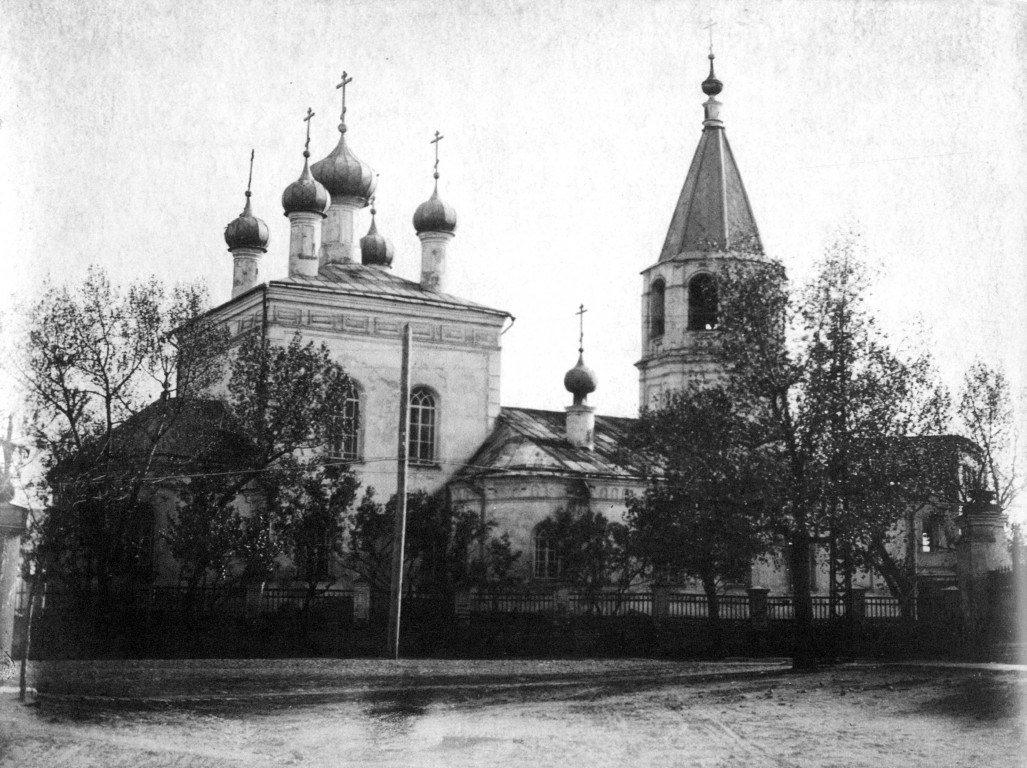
xmin=564 ymin=304 xmax=596 ymax=450
xmin=311 ymin=72 xmax=377 ymax=266
xmin=415 ymin=131 xmax=457 ymax=292
xmin=360 ymin=198 xmax=394 ymax=268
xmin=284 ymin=108 xmax=329 ymax=279
xmin=225 ymin=149 xmax=269 ymax=298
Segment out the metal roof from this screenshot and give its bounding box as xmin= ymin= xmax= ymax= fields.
xmin=453 ymin=407 xmax=647 ymax=482
xmin=274 ymin=263 xmax=508 ymax=317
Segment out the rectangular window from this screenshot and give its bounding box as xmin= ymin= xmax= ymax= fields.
xmin=330 ymin=393 xmax=361 ymax=461
xmin=533 ymin=535 xmax=560 ymax=579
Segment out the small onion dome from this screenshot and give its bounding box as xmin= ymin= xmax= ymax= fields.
xmin=360 ymin=208 xmax=394 ymax=267
xmin=282 ymin=155 xmax=330 ymax=216
xmin=224 ymin=193 xmax=270 ymax=252
xmin=311 ymin=135 xmax=377 ymax=202
xmin=412 ymin=182 xmax=457 ymax=234
xmin=564 ymin=353 xmax=598 ymax=401
xmin=701 ymin=52 xmax=723 ymax=96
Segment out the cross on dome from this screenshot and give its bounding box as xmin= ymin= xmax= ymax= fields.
xmin=336 ymin=71 xmax=353 ymax=134
xmin=431 ymin=130 xmax=444 ymax=180
xmin=303 ymin=107 xmax=315 ymax=156
xmin=576 ymin=303 xmax=588 ymax=353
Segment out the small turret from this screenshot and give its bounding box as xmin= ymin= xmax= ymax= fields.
xmin=283 ymin=108 xmax=330 ymax=279
xmin=224 ymin=150 xmax=269 ymax=298
xmin=360 ymin=198 xmax=394 ymax=268
xmin=413 ymin=131 xmax=457 ymax=292
xmin=564 ymin=304 xmax=597 ymax=450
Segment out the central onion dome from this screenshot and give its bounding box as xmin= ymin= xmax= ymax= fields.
xmin=564 ymin=352 xmax=598 ymax=403
xmin=311 ymin=133 xmax=376 ymax=202
xmin=225 ymin=191 xmax=269 ymax=251
xmin=413 ymin=179 xmax=457 ymax=234
xmin=282 ymin=151 xmax=330 ymax=216
xmin=360 ymin=203 xmax=394 ymax=267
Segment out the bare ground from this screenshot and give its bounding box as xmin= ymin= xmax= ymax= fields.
xmin=0 ymin=659 xmax=1023 ymax=768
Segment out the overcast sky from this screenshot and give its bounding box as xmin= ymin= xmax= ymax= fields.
xmin=2 ymin=1 xmax=1025 ymax=474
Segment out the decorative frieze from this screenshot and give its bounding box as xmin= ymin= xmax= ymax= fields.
xmin=228 ymin=306 xmax=499 ymax=350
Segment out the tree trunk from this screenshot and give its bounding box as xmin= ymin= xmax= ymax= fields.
xmin=790 ymin=533 xmax=817 ymax=670
xmin=701 ymin=574 xmax=724 ymax=657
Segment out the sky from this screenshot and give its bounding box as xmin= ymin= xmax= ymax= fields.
xmin=1 ymin=0 xmax=1025 ymax=511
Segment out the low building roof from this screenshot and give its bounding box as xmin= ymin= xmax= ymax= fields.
xmin=452 ymin=407 xmax=647 ymax=484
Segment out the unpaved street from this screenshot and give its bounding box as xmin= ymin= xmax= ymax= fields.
xmin=0 ymin=659 xmax=1023 ymax=767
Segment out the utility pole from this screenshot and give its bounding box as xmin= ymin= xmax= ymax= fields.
xmin=386 ymin=325 xmax=411 ymax=659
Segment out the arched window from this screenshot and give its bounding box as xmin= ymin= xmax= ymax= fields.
xmin=649 ymin=279 xmax=666 ymax=338
xmin=409 ymin=387 xmax=437 ymax=464
xmin=687 ymin=273 xmax=718 ymax=331
xmin=533 ymin=531 xmax=560 ymax=579
xmin=330 ymin=384 xmax=362 ymax=461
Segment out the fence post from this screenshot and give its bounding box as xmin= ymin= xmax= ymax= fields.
xmin=652 ymin=584 xmax=670 ymax=619
xmin=850 ymin=588 xmax=867 ymax=623
xmin=245 ymin=581 xmax=264 ymax=618
xmin=454 ymin=588 xmax=472 ymax=626
xmin=352 ymin=583 xmax=370 ymax=626
xmin=748 ymin=587 xmax=770 ymax=630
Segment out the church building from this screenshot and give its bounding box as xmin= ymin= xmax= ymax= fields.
xmin=192 ymin=59 xmax=971 ymax=595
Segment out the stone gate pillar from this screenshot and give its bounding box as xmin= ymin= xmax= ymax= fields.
xmin=0 ymin=501 xmax=28 ymax=665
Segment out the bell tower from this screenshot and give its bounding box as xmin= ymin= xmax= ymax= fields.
xmin=636 ymin=53 xmax=763 ymax=407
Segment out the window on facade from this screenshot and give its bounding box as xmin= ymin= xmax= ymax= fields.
xmin=330 ymin=387 xmax=362 ymax=461
xmin=533 ymin=533 xmax=560 ymax=579
xmin=921 ymin=531 xmax=933 ymax=553
xmin=687 ymin=274 xmax=718 ymax=331
xmin=649 ymin=279 xmax=666 ymax=338
xmin=409 ymin=387 xmax=437 ymax=464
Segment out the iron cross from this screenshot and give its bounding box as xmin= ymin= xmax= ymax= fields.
xmin=303 ymin=107 xmax=315 ymax=152
xmin=246 ymin=149 xmax=255 ymax=195
xmin=431 ymin=130 xmax=444 ymax=176
xmin=336 ymin=71 xmax=352 ymax=125
xmin=576 ymin=303 xmax=588 ymax=352
xmin=705 ymin=18 xmax=717 ymax=55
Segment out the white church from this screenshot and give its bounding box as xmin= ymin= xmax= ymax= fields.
xmin=193 ymin=59 xmax=972 ymax=595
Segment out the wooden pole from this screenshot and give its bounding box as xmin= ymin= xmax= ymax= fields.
xmin=386 ymin=325 xmax=411 ymax=659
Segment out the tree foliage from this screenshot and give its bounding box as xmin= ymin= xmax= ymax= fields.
xmin=165 ymin=329 xmax=362 ymax=589
xmin=628 ymin=385 xmax=778 ymax=633
xmin=958 ymin=360 xmax=1021 ymax=511
xmin=347 ymin=490 xmax=522 ymax=604
xmin=535 ymin=506 xmax=640 ymax=607
xmin=20 ymin=267 xmax=225 ymax=592
xmin=709 ymin=235 xmax=950 ymax=666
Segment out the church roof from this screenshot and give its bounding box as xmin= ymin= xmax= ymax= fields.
xmin=271 ymin=262 xmax=510 ymax=318
xmin=453 ymin=407 xmax=646 ymax=483
xmin=658 ymin=71 xmax=762 ymax=260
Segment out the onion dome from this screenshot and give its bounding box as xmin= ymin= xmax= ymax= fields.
xmin=701 ymin=52 xmax=723 ymax=96
xmin=225 ymin=191 xmax=269 ymax=252
xmin=360 ymin=201 xmax=394 ymax=267
xmin=413 ymin=181 xmax=457 ymax=234
xmin=311 ymin=136 xmax=376 ymax=202
xmin=282 ymin=153 xmax=330 ymax=217
xmin=310 ymin=73 xmax=376 ymax=202
xmin=564 ymin=352 xmax=598 ymax=402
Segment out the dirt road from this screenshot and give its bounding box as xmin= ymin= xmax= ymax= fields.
xmin=0 ymin=659 xmax=1023 ymax=767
